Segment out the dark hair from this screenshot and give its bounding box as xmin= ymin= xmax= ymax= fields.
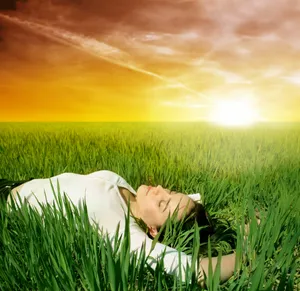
xmin=188 ymin=203 xmax=215 ymax=242
xmin=155 ymin=202 xmax=215 ymax=247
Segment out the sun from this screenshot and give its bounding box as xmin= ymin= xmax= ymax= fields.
xmin=209 ymin=98 xmax=259 ymax=126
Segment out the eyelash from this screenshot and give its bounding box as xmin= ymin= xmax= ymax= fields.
xmin=159 ymin=200 xmax=165 ymax=207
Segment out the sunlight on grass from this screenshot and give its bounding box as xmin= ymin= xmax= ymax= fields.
xmin=0 ymin=122 xmax=299 ymax=290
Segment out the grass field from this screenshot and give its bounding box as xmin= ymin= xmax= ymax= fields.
xmin=0 ymin=122 xmax=299 ymax=290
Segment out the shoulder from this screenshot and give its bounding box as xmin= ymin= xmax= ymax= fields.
xmin=86 ymin=170 xmax=123 ymax=182
xmin=86 ymin=170 xmax=137 ymax=194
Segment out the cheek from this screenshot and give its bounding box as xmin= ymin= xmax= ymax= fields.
xmin=143 ymin=200 xmax=158 ymax=216
xmin=139 ymin=199 xmax=160 ymax=224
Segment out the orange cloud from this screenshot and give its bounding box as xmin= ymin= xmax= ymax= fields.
xmin=0 ymin=0 xmax=300 ymax=122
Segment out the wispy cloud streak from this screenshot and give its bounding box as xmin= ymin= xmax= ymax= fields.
xmin=0 ymin=13 xmax=210 ymax=101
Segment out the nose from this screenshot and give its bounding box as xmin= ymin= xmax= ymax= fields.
xmin=150 ymin=185 xmax=162 ymax=196
xmin=153 ymin=185 xmax=169 ymax=197
xmin=156 ymin=185 xmax=163 ymax=191
xmin=151 ymin=185 xmax=161 ymax=196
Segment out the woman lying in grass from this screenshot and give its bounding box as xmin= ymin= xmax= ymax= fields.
xmin=1 ymin=170 xmax=236 ymax=285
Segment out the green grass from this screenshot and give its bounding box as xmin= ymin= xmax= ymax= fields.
xmin=0 ymin=122 xmax=299 ymax=290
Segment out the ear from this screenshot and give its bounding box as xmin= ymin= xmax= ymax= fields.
xmin=148 ymin=226 xmax=158 ymax=238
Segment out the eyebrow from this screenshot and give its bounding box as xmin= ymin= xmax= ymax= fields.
xmin=163 ymin=198 xmax=171 ymax=212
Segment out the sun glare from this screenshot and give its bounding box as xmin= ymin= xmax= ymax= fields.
xmin=209 ymin=98 xmax=259 ymax=126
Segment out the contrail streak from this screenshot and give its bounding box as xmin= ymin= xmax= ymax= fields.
xmin=0 ymin=13 xmax=210 ymax=100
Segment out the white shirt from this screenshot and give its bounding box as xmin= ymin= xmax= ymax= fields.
xmin=15 ymin=170 xmax=195 ymax=281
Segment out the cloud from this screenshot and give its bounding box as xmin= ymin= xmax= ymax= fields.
xmin=281 ymin=71 xmax=300 ymax=86
xmin=262 ymin=67 xmax=285 ymax=79
xmin=2 ymin=0 xmax=300 ymax=121
xmin=199 ymin=67 xmax=251 ymax=84
xmin=153 ymin=46 xmax=175 ymax=56
xmin=161 ymin=97 xmax=208 ymax=109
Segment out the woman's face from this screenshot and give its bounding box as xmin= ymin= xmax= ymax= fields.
xmin=136 ymin=185 xmax=195 ymax=237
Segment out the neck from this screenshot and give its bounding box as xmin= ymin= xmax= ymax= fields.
xmin=118 ymin=187 xmax=141 ymax=219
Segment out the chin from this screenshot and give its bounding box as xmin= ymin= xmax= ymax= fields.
xmin=137 ymin=185 xmax=145 ymax=195
xmin=137 ymin=185 xmax=148 ymax=197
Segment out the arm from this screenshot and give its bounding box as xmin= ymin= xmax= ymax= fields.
xmin=129 ymin=224 xmax=194 ymax=282
xmin=130 ymin=224 xmax=235 ymax=285
xmin=198 ymin=253 xmax=236 ymax=284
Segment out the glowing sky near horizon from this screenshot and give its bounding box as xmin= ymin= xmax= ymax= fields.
xmin=0 ymin=0 xmax=300 ymax=122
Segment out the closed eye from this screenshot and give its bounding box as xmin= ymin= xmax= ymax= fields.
xmin=163 ymin=199 xmax=171 ymax=212
xmin=159 ymin=200 xmax=166 ymax=208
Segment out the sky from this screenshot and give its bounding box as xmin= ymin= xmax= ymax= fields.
xmin=0 ymin=0 xmax=300 ymax=122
